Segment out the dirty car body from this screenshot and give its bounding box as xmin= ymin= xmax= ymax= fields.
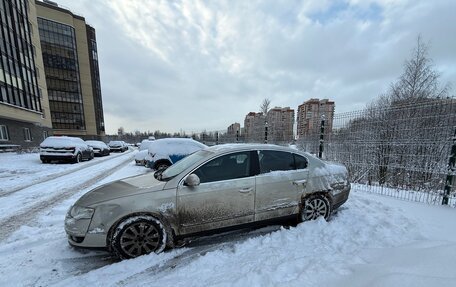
xmin=65 ymin=144 xmax=350 ymax=259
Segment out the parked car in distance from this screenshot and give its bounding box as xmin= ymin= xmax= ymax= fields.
xmin=65 ymin=144 xmax=350 ymax=259
xmin=134 ymin=139 xmax=156 ymax=165
xmin=108 ymin=141 xmax=128 ymax=152
xmin=85 ymin=140 xmax=110 ymax=157
xmin=144 ymin=138 xmax=207 ymax=170
xmin=40 ymin=136 xmax=94 ymax=163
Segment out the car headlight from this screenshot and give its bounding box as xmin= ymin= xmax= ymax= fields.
xmin=69 ymin=205 xmax=94 ymax=220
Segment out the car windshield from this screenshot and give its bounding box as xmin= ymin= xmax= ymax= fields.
xmin=160 ymin=149 xmax=212 ymax=181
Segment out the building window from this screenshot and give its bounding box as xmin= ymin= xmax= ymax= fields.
xmin=0 ymin=125 xmax=9 ymax=141
xmin=23 ymin=127 xmax=31 ymax=141
xmin=43 ymin=130 xmax=48 ymax=140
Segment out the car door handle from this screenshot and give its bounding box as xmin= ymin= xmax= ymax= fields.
xmin=293 ymin=179 xmax=307 ymax=186
xmin=239 ymin=187 xmax=253 ymax=193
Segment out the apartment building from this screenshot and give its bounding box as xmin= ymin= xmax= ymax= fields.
xmin=0 ymin=0 xmax=52 ymax=148
xmin=244 ymin=111 xmax=266 ymax=143
xmin=36 ymin=0 xmax=105 ymax=139
xmin=0 ymin=0 xmax=105 ymax=148
xmin=267 ymin=106 xmax=294 ymax=142
xmin=297 ymin=98 xmax=334 ymax=138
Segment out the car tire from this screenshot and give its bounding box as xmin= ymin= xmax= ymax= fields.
xmin=41 ymin=159 xmax=49 ymax=164
xmin=90 ymin=151 xmax=94 ymax=160
xmin=73 ymin=153 xmax=82 ymax=164
xmin=300 ymin=194 xmax=331 ymax=222
xmin=110 ymin=215 xmax=167 ymax=259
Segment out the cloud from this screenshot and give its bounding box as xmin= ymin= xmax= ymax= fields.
xmin=55 ymin=0 xmax=456 ymax=134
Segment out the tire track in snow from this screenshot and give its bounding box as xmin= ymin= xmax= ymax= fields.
xmin=115 ymin=227 xmax=281 ymax=286
xmin=0 ymin=149 xmax=133 ymax=198
xmin=0 ymin=154 xmax=134 ymax=242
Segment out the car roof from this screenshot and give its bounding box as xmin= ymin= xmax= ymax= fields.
xmin=206 ymin=143 xmax=300 ymax=154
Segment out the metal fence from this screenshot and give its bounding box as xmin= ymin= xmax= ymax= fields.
xmin=303 ymin=97 xmax=456 ymax=206
xmin=198 ymin=98 xmax=456 ymax=206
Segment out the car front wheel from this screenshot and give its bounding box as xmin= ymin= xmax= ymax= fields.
xmin=155 ymin=162 xmax=170 ymax=171
xmin=110 ymin=215 xmax=167 ymax=259
xmin=300 ymin=194 xmax=331 ymax=221
xmin=73 ymin=153 xmax=82 ymax=164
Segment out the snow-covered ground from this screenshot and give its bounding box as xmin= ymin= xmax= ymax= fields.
xmin=0 ymin=152 xmax=455 ymax=286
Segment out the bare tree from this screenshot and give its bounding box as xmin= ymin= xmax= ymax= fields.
xmin=390 ymin=36 xmax=449 ymax=102
xmin=260 ymin=98 xmax=271 ymax=114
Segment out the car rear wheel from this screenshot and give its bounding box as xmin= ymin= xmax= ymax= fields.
xmin=300 ymin=194 xmax=331 ymax=221
xmin=110 ymin=215 xmax=167 ymax=259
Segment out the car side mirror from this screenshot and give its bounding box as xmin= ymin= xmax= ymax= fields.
xmin=184 ymin=174 xmax=200 ymax=187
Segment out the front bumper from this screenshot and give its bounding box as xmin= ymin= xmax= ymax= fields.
xmin=40 ymin=154 xmax=76 ymax=161
xmin=65 ymin=213 xmax=107 ymax=248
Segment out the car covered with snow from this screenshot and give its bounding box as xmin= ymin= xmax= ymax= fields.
xmin=65 ymin=144 xmax=350 ymax=259
xmin=40 ymin=136 xmax=94 ymax=163
xmin=85 ymin=140 xmax=110 ymax=157
xmin=144 ymin=138 xmax=207 ymax=170
xmin=134 ymin=139 xmax=156 ymax=165
xmin=108 ymin=141 xmax=128 ymax=152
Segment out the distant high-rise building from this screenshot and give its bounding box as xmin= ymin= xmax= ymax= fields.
xmin=0 ymin=0 xmax=52 ymax=148
xmin=267 ymin=107 xmax=294 ymax=142
xmin=244 ymin=111 xmax=266 ymax=142
xmin=227 ymin=122 xmax=240 ymax=135
xmin=36 ymin=0 xmax=105 ymax=139
xmin=297 ymin=98 xmax=335 ymax=138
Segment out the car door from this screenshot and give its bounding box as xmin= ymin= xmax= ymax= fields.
xmin=254 ymin=150 xmax=309 ymax=221
xmin=177 ymin=151 xmax=256 ymax=234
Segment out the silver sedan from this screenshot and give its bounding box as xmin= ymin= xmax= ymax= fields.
xmin=65 ymin=144 xmax=350 ymax=259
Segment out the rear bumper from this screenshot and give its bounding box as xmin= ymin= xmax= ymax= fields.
xmin=331 ymin=185 xmax=351 ymax=210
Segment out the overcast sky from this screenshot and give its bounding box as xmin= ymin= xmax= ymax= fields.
xmin=54 ymin=0 xmax=455 ymax=135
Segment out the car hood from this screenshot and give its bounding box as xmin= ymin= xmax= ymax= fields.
xmin=76 ymin=173 xmax=166 ymax=206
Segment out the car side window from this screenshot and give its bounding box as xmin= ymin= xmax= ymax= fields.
xmin=259 ymin=150 xmax=294 ymax=174
xmin=294 ymin=154 xmax=308 ymax=169
xmin=193 ymin=152 xmax=251 ymax=183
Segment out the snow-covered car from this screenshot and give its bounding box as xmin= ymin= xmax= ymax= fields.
xmin=40 ymin=136 xmax=94 ymax=163
xmin=85 ymin=140 xmax=110 ymax=157
xmin=134 ymin=139 xmax=156 ymax=165
xmin=144 ymin=138 xmax=207 ymax=170
xmin=65 ymin=144 xmax=350 ymax=259
xmin=108 ymin=141 xmax=128 ymax=152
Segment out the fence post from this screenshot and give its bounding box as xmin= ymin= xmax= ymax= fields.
xmin=318 ymin=115 xmax=325 ymax=158
xmin=264 ymin=121 xmax=268 ymax=144
xmin=236 ymin=130 xmax=239 ymax=143
xmin=215 ymin=132 xmax=219 ymax=145
xmin=202 ymin=133 xmax=205 ymax=145
xmin=442 ymin=126 xmax=456 ymax=205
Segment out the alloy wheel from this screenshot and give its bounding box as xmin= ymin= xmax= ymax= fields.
xmin=302 ymin=196 xmax=329 ymax=221
xmin=119 ymin=222 xmax=161 ymax=258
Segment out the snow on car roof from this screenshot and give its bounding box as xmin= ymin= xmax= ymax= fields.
xmin=147 ymin=138 xmax=207 ymax=155
xmin=207 ymin=143 xmax=301 ymax=153
xmin=85 ymin=140 xmax=107 ymax=148
xmin=40 ymin=136 xmax=85 ymax=147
